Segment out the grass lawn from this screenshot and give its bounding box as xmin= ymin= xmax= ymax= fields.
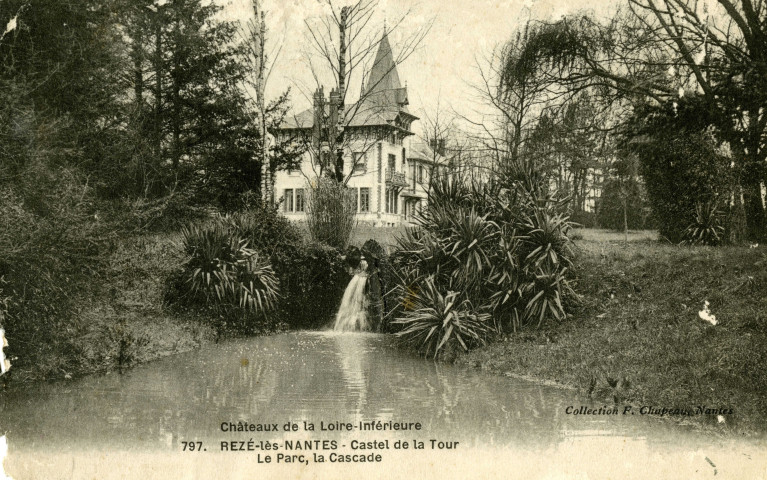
xmin=349 ymin=224 xmax=406 ymax=249
xmin=456 ymin=228 xmax=767 ymax=436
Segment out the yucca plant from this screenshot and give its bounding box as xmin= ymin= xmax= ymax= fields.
xmin=522 ymin=263 xmax=572 ymax=327
xmin=487 ymin=229 xmax=524 ymax=331
xmin=426 ymin=172 xmax=473 ymax=213
xmin=516 ymin=208 xmax=575 ymax=328
xmin=393 ymin=276 xmax=493 ymax=358
xmin=681 ymin=201 xmax=725 ymax=246
xmin=179 ymin=222 xmax=279 ymax=314
xmin=519 ymin=209 xmax=574 ymax=273
xmin=389 ymin=166 xmax=578 ymax=352
xmin=446 ymin=209 xmax=499 ymax=284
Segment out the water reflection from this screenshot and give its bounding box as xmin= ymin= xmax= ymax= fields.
xmin=0 ymin=331 xmax=764 ymax=472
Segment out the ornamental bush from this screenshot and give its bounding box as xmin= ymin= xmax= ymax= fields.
xmin=388 ymin=161 xmax=576 ymax=358
xmin=168 ymin=205 xmax=349 ymax=330
xmin=167 ymin=220 xmax=279 ymax=326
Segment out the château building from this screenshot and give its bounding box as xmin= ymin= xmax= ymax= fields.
xmin=273 ymin=31 xmax=445 ymax=226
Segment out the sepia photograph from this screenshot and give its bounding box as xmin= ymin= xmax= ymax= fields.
xmin=0 ymin=0 xmax=766 ymax=478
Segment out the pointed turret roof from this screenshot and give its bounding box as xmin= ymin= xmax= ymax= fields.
xmin=364 ymin=30 xmax=402 ymax=96
xmin=357 ymin=29 xmax=414 ymax=122
xmin=280 ymin=30 xmax=417 ymax=131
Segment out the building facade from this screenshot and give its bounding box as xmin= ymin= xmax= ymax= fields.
xmin=273 ymin=31 xmax=444 ymax=226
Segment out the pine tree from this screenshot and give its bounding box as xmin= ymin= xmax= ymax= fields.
xmin=121 ymin=0 xmax=255 ymax=198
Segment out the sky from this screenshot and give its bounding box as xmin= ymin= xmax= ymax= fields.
xmin=221 ymin=0 xmax=620 ymax=137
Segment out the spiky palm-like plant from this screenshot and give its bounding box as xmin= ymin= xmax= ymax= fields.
xmin=393 ymin=276 xmax=492 ymax=358
xmin=179 ymin=222 xmax=279 ymax=314
xmin=388 ymin=166 xmax=576 ymax=355
xmin=681 ymin=201 xmax=725 ymax=246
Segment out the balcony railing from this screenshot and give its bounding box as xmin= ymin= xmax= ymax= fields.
xmin=385 ymin=170 xmax=407 ymax=187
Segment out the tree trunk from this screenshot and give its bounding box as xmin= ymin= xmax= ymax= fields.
xmin=743 ymin=176 xmax=766 ymax=241
xmin=258 ymin=9 xmax=269 ymax=203
xmin=251 ymin=1 xmax=270 ymax=204
xmin=622 ymin=187 xmax=628 ymax=243
xmin=742 ymin=111 xmax=766 ymax=241
xmin=153 ymin=17 xmax=163 ymax=166
xmin=334 ymin=6 xmax=348 ymax=184
xmin=132 ymin=27 xmax=143 ymax=112
xmin=171 ymin=17 xmax=181 ymax=171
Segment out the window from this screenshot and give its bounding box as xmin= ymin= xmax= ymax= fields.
xmin=418 ymin=165 xmax=424 ymax=183
xmin=388 ymin=154 xmax=396 ymax=173
xmin=284 ymin=189 xmax=293 ymax=212
xmin=385 ymin=189 xmax=398 ymax=214
xmin=360 ymin=188 xmax=370 ymax=212
xmin=295 ymin=188 xmax=305 ymax=212
xmin=353 ymin=152 xmax=367 ymax=173
xmin=393 ymin=191 xmax=398 ymax=214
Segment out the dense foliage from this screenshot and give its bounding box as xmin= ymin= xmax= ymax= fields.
xmin=217 ymin=205 xmax=348 ymax=329
xmin=625 ymin=102 xmax=735 ymax=244
xmin=0 ymin=0 xmax=304 ymax=373
xmin=0 ymin=167 xmax=110 ymax=376
xmin=165 ymin=206 xmax=348 ymax=331
xmin=388 ymin=162 xmax=576 ymax=358
xmin=278 ymin=243 xmax=349 ymax=329
xmin=180 ymin=223 xmax=279 ymax=311
xmin=0 ymin=42 xmax=114 ymax=375
xmin=166 ymin=217 xmax=280 ymax=333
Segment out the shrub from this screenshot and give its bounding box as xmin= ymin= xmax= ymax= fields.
xmin=306 ymin=178 xmax=357 ymax=249
xmin=220 ymin=203 xmax=304 ymax=267
xmin=681 ymin=200 xmax=726 ymax=246
xmin=217 ymin=205 xmax=346 ymax=328
xmin=393 ymin=276 xmax=492 ymax=358
xmin=625 ymin=102 xmax=735 ymax=243
xmin=182 ymin=223 xmax=279 ymax=309
xmin=0 ymin=167 xmax=111 ymax=376
xmin=169 ymin=206 xmax=351 ymax=330
xmin=388 ymin=165 xmax=576 ymax=357
xmin=167 ymin=219 xmax=279 ymax=331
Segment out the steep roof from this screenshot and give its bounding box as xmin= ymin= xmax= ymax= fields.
xmin=280 ymin=31 xmax=417 ymax=131
xmin=408 ymin=140 xmax=448 ymax=166
xmin=363 ymin=30 xmax=402 ymax=97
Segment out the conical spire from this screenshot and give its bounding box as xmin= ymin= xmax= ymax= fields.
xmin=363 ymin=30 xmax=401 ymax=96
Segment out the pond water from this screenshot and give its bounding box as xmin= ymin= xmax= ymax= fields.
xmin=1 ymin=331 xmax=765 ymax=479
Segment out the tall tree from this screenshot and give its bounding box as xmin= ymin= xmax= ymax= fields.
xmin=1 ymin=0 xmax=126 ymax=181
xmin=627 ymin=0 xmax=767 ymax=238
xmin=121 ymin=0 xmax=255 ymax=198
xmin=494 ymin=3 xmax=767 ymax=240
